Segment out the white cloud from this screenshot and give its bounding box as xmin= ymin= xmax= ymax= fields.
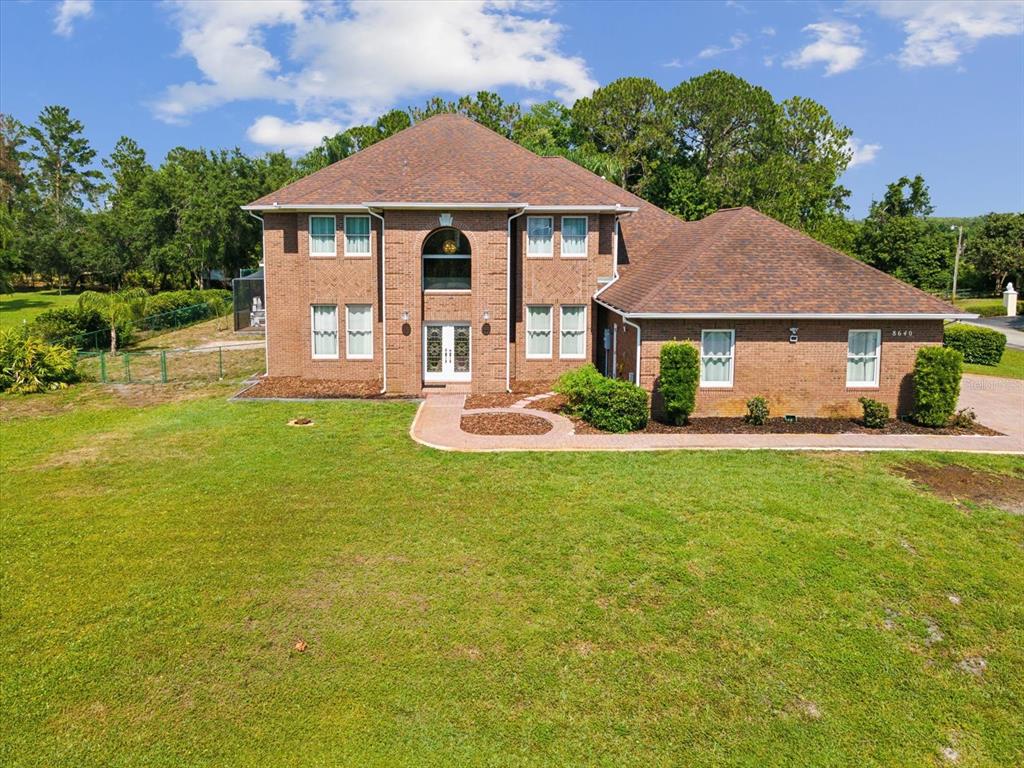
xmin=761 ymin=26 xmax=776 ymax=37
xmin=54 ymin=0 xmax=93 ymax=37
xmin=663 ymin=58 xmax=683 ymax=69
xmin=867 ymin=1 xmax=1024 ymax=68
xmin=155 ymin=0 xmax=597 ymax=131
xmin=246 ymin=116 xmax=343 ymax=154
xmin=698 ymin=32 xmax=749 ymax=59
xmin=846 ymin=137 xmax=881 ymax=168
xmin=784 ymin=21 xmax=865 ymax=75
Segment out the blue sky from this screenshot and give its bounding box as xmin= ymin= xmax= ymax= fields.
xmin=2 ymin=0 xmax=1022 ymax=217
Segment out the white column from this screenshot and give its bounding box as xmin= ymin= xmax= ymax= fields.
xmin=1004 ymin=282 xmax=1018 ymax=317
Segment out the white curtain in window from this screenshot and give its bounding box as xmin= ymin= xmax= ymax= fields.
xmin=847 ymin=330 xmax=880 ymax=384
xmin=560 ymin=305 xmax=586 ymax=357
xmin=347 ymin=304 xmax=373 ymax=357
xmin=528 ymin=217 xmax=553 ymax=255
xmin=346 ymin=216 xmax=371 ymax=254
xmin=310 ymin=216 xmax=336 ymax=255
xmin=311 ymin=305 xmax=338 ymax=356
xmin=701 ymin=330 xmax=733 ymax=384
xmin=562 ymin=217 xmax=587 ymax=256
xmin=526 ymin=305 xmax=552 ymax=356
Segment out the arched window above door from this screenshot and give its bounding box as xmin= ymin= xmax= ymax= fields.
xmin=423 ymin=228 xmax=471 ymax=291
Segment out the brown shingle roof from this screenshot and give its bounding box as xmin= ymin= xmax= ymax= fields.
xmin=248 ymin=114 xmax=964 ymax=317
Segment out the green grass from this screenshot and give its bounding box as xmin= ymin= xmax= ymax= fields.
xmin=0 ymin=289 xmax=80 ymax=327
xmin=2 ymin=387 xmax=1023 ymax=767
xmin=963 ymin=347 xmax=1024 ymax=380
xmin=954 ymin=297 xmax=1021 ymax=318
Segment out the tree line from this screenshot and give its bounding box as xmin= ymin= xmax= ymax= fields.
xmin=1 ymin=70 xmax=1019 ymax=296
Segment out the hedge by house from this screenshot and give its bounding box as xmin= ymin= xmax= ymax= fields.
xmin=858 ymin=397 xmax=889 ymax=428
xmin=912 ymin=347 xmax=962 ymax=427
xmin=658 ymin=342 xmax=699 ymax=425
xmin=943 ymin=323 xmax=1006 ymax=365
xmin=556 ymin=364 xmax=649 ymax=432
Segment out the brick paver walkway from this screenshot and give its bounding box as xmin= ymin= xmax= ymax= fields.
xmin=411 ymin=375 xmax=1024 ymax=454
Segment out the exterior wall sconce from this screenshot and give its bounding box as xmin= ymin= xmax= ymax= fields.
xmin=483 ymin=309 xmax=490 ymax=322
xmin=439 ymin=212 xmax=454 ymax=227
xmin=789 ymin=326 xmax=799 ymax=343
xmin=401 ymin=310 xmax=410 ymax=322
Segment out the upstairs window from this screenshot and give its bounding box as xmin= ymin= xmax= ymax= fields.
xmin=309 ymin=215 xmax=336 ymax=256
xmin=422 ymin=228 xmax=471 ymax=291
xmin=700 ymin=329 xmax=734 ymax=387
xmin=561 ymin=216 xmax=588 ymax=257
xmin=847 ymin=330 xmax=881 ymax=387
xmin=527 ymin=216 xmax=553 ymax=256
xmin=344 ymin=215 xmax=371 ymax=256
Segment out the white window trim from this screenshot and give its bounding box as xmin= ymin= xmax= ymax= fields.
xmin=560 ymin=216 xmax=588 ymax=259
xmin=343 ymin=215 xmax=371 ymax=258
xmin=526 ymin=304 xmax=553 ymax=359
xmin=526 ymin=216 xmax=554 ymax=258
xmin=308 ymin=215 xmax=337 ymax=258
xmin=310 ymin=304 xmax=339 ymax=360
xmin=559 ymin=304 xmax=587 ymax=359
xmin=345 ymin=304 xmax=374 ymax=360
xmin=700 ymin=329 xmax=735 ymax=388
xmin=846 ymin=329 xmax=881 ymax=388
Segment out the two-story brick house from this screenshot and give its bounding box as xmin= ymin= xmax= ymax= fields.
xmin=243 ymin=114 xmax=969 ymax=416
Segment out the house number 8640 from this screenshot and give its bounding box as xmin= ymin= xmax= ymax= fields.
xmin=891 ymin=330 xmax=913 ymax=337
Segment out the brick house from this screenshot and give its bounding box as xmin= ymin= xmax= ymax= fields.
xmin=244 ymin=114 xmax=969 ymax=416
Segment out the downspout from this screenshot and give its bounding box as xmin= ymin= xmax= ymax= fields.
xmin=247 ymin=210 xmax=268 ymax=377
xmin=593 ymin=210 xmax=641 ymax=383
xmin=506 ymin=206 xmax=528 ymax=393
xmin=367 ymin=208 xmax=386 ymax=394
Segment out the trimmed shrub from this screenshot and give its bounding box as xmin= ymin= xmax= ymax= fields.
xmin=30 ymin=306 xmax=128 ymax=350
xmin=912 ymin=347 xmax=962 ymax=427
xmin=744 ymin=396 xmax=770 ymax=426
xmin=0 ymin=328 xmax=78 ymax=394
xmin=658 ymin=342 xmax=699 ymax=425
xmin=943 ymin=323 xmax=1006 ymax=365
xmin=143 ymin=289 xmax=231 ymax=330
xmin=556 ymin=364 xmax=649 ymax=433
xmin=858 ymin=396 xmax=889 ymax=428
xmin=555 ymin=363 xmax=604 ymax=411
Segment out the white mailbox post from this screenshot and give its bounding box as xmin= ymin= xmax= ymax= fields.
xmin=1004 ymin=282 xmax=1018 ymax=317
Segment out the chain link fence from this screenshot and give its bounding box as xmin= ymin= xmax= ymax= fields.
xmin=77 ymin=343 xmax=264 ymax=384
xmin=59 ymin=300 xmax=230 ymax=351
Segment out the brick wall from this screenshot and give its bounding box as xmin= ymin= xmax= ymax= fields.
xmin=513 ymin=213 xmax=616 ymax=383
xmin=629 ymin=318 xmax=942 ymax=417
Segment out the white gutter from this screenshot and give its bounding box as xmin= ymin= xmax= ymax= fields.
xmin=242 ymin=202 xmax=639 ymax=214
xmin=367 ymin=208 xmax=387 ymax=394
xmin=620 ymin=311 xmax=978 ymax=320
xmin=594 ymin=296 xmax=642 ymax=383
xmin=506 ymin=206 xmax=528 ymax=392
xmin=246 ymin=210 xmax=269 ymax=377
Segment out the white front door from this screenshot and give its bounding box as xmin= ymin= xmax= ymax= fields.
xmin=424 ymin=323 xmax=471 ymax=383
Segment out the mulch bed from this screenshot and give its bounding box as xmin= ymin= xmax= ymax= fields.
xmin=461 ymin=412 xmax=553 ymax=436
xmin=893 ymin=462 xmax=1024 ymax=514
xmin=237 ymin=376 xmax=391 ymax=399
xmin=640 ymin=417 xmax=1001 ymax=436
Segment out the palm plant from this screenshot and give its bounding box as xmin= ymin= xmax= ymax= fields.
xmin=77 ymin=288 xmax=148 ymax=355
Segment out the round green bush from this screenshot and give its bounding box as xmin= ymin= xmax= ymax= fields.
xmin=858 ymin=396 xmax=889 ymax=429
xmin=556 ymin=364 xmax=649 ymax=432
xmin=943 ymin=323 xmax=1006 ymax=365
xmin=745 ymin=396 xmax=770 ymax=426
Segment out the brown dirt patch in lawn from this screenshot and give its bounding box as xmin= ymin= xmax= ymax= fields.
xmin=894 ymin=462 xmax=1024 ymax=514
xmin=461 ymin=412 xmax=553 ymax=436
xmin=642 ymin=417 xmax=1000 ymax=435
xmin=237 ymin=376 xmax=399 ymax=399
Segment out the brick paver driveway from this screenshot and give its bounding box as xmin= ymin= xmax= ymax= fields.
xmin=411 ymin=374 xmax=1023 ymax=454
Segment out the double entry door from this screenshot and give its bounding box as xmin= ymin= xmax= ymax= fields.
xmin=424 ymin=323 xmax=471 ymax=383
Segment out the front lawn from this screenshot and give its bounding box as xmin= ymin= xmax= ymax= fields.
xmin=0 ymin=289 xmax=80 ymax=326
xmin=2 ymin=387 xmax=1022 ymax=766
xmin=955 ymin=297 xmax=1020 ymax=318
xmin=963 ymin=347 xmax=1024 ymax=380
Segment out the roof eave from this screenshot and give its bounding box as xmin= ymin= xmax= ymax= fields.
xmin=595 ymin=304 xmax=977 ymax=321
xmin=242 ymin=202 xmax=640 ymax=213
